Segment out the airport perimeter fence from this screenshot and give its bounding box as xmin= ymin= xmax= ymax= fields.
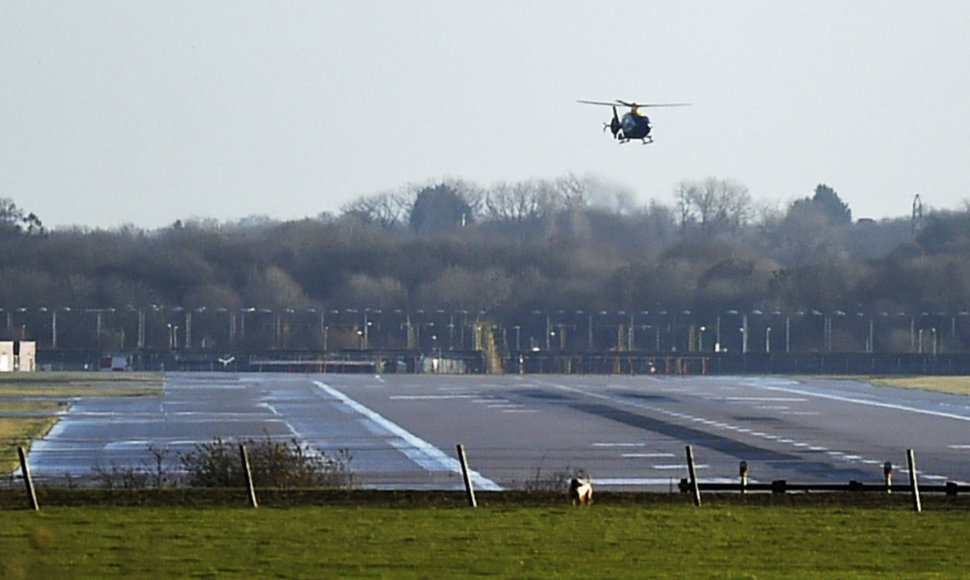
xmin=34 ymin=348 xmax=970 ymax=375
xmin=6 ymin=440 xmax=970 ymax=514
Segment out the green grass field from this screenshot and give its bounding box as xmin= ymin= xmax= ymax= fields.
xmin=2 ymin=502 xmax=968 ymax=579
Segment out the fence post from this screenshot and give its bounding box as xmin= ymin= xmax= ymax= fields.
xmin=907 ymin=449 xmax=921 ymax=513
xmin=17 ymin=446 xmax=39 ymax=511
xmin=240 ymin=444 xmax=258 ymax=508
xmin=739 ymin=461 xmax=749 ymax=495
xmin=883 ymin=461 xmax=893 ymax=494
xmin=456 ymin=444 xmax=477 ymax=508
xmin=685 ymin=445 xmax=701 ymax=507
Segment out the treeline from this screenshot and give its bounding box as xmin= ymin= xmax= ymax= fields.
xmin=0 ymin=177 xmax=968 ymax=337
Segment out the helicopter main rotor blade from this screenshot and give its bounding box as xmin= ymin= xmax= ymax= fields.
xmin=577 ymin=100 xmax=620 ymax=107
xmin=616 ymin=99 xmax=691 ymax=108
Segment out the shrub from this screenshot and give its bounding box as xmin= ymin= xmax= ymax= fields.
xmin=180 ymin=435 xmax=354 ymax=488
xmin=521 ymin=465 xmax=588 ymax=492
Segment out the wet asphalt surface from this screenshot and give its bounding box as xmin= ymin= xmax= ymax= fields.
xmin=20 ymin=373 xmax=970 ymax=490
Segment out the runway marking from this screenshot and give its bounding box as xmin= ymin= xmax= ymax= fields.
xmin=541 ymin=378 xmax=964 ymax=484
xmin=723 ymin=397 xmax=807 ymax=402
xmin=593 ymin=442 xmax=646 ymax=447
xmin=389 ymin=395 xmax=474 ymax=400
xmin=653 ymin=464 xmax=707 ymax=470
xmin=622 ymin=453 xmax=676 ymax=458
xmin=313 ymin=381 xmax=501 ymax=490
xmin=752 ymin=380 xmax=970 ymax=422
xmin=948 ymin=444 xmax=970 ymax=449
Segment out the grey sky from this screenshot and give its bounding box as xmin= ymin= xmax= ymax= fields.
xmin=3 ymin=1 xmax=968 ymax=229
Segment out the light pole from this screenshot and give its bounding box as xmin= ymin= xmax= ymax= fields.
xmin=185 ymin=309 xmax=192 ymax=351
xmin=404 ymin=312 xmax=413 ymax=350
xmin=137 ymin=308 xmax=146 ymax=349
xmin=50 ymin=308 xmax=58 ymax=349
xmin=167 ymin=323 xmax=179 ymax=350
xmin=741 ymin=313 xmax=749 ymax=354
xmin=628 ymin=312 xmax=635 ymax=351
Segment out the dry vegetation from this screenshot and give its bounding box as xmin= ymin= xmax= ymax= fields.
xmin=869 ymin=376 xmax=970 ymax=396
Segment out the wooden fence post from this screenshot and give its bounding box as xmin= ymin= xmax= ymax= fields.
xmin=907 ymin=449 xmax=921 ymax=513
xmin=456 ymin=444 xmax=477 ymax=508
xmin=240 ymin=444 xmax=258 ymax=508
xmin=18 ymin=446 xmax=39 ymax=511
xmin=685 ymin=445 xmax=701 ymax=507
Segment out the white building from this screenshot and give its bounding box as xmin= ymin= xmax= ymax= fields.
xmin=0 ymin=341 xmax=36 ymax=372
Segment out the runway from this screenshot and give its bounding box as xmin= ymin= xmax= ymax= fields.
xmin=22 ymin=373 xmax=970 ymax=490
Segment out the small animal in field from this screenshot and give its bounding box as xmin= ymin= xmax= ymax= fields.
xmin=568 ymin=477 xmax=593 ymax=506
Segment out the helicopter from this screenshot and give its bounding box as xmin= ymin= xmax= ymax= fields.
xmin=578 ymin=99 xmax=689 ymax=144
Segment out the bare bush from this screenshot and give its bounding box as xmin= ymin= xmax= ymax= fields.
xmin=521 ymin=465 xmax=589 ymax=492
xmin=180 ymin=435 xmax=354 ymax=489
xmin=92 ymin=462 xmax=149 ymax=489
xmin=90 ymin=444 xmax=177 ymax=489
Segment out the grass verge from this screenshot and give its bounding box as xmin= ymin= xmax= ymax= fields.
xmin=867 ymin=376 xmax=970 ymax=396
xmin=0 ymin=371 xmax=164 ymax=397
xmin=0 ymin=415 xmax=57 ymax=472
xmin=1 ymin=499 xmax=968 ymax=578
xmin=810 ymin=375 xmax=970 ymax=396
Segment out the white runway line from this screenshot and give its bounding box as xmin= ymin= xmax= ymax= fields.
xmin=389 ymin=395 xmax=475 ymax=400
xmin=313 ymin=380 xmax=502 ymax=491
xmin=752 ymin=381 xmax=970 ymax=422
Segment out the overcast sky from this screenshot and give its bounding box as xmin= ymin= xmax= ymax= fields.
xmin=3 ymin=1 xmax=969 ymax=229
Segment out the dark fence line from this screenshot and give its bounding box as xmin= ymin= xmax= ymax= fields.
xmin=679 ymin=480 xmax=970 ymax=496
xmin=35 ymin=348 xmax=970 ymax=375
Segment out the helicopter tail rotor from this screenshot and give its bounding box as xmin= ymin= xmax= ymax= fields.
xmin=609 ymin=105 xmax=621 ymax=139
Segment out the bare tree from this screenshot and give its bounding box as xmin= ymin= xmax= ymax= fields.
xmin=341 ymin=190 xmax=409 ymax=230
xmin=676 ymin=178 xmax=753 ymax=238
xmin=485 ymin=181 xmax=543 ymax=223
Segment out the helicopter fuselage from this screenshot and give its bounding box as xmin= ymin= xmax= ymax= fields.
xmin=618 ymin=112 xmax=652 ymax=143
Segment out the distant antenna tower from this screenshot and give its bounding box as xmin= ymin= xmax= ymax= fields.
xmin=911 ymin=194 xmax=923 ymax=235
